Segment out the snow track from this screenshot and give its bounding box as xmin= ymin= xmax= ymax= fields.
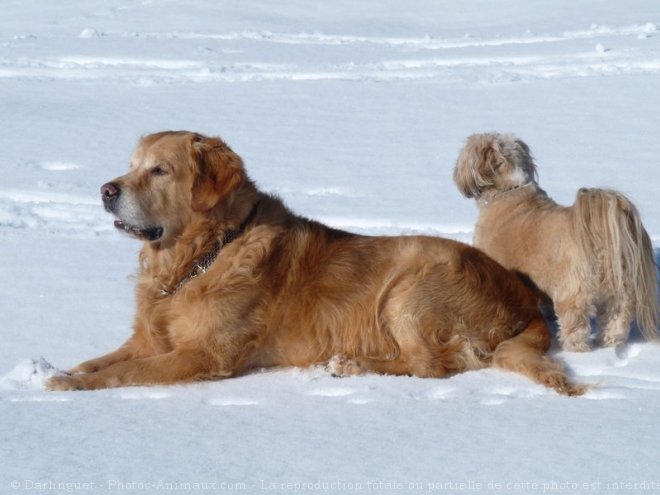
xmin=0 ymin=188 xmax=110 ymax=237
xmin=127 ymin=23 xmax=658 ymax=48
xmin=2 ymin=22 xmax=659 ymax=84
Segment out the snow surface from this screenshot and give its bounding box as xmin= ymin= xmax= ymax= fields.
xmin=2 ymin=1 xmax=660 ymax=493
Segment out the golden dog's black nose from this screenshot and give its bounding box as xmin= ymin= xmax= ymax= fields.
xmin=101 ymin=182 xmax=120 ymax=211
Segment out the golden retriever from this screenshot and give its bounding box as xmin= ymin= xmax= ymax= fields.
xmin=47 ymin=131 xmax=582 ymax=395
xmin=454 ymin=132 xmax=658 ymax=351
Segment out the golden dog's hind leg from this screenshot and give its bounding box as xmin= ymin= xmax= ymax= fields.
xmin=326 ymin=355 xmax=367 ymax=377
xmin=46 ymin=349 xmax=220 ymax=391
xmin=326 ymin=354 xmax=416 ymax=377
xmin=492 ymin=317 xmax=585 ymax=396
xmin=327 ymin=339 xmax=464 ymax=379
xmin=331 ymin=355 xmax=431 ymax=377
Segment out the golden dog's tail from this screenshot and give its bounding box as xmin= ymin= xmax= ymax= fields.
xmin=492 ymin=317 xmax=585 ymax=396
xmin=572 ymin=188 xmax=659 ymax=341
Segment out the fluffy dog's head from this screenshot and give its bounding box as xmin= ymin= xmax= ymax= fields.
xmin=453 ymin=133 xmax=537 ymax=199
xmin=100 ymin=131 xmax=246 ymax=243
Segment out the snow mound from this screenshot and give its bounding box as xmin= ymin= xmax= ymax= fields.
xmin=0 ymin=358 xmax=64 ymax=391
xmin=78 ymin=28 xmax=102 ymax=39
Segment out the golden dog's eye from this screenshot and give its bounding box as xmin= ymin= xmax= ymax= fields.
xmin=151 ymin=165 xmax=168 ymax=176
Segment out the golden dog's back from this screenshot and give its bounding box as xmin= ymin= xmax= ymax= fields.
xmin=249 ymin=222 xmax=540 ymax=375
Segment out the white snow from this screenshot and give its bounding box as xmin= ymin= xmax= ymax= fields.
xmin=0 ymin=358 xmax=64 ymax=391
xmin=2 ymin=0 xmax=660 ymax=493
xmin=78 ymin=28 xmax=103 ymax=39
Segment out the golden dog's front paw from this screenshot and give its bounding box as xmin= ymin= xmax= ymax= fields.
xmin=46 ymin=375 xmax=85 ymax=391
xmin=69 ymin=361 xmax=99 ymax=374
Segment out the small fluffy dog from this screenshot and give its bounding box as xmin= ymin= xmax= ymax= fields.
xmin=454 ymin=132 xmax=658 ymax=351
xmin=47 ymin=131 xmax=582 ymax=395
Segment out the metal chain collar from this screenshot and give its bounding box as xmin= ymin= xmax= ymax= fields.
xmin=158 ymin=201 xmax=260 ymax=297
xmin=159 ymin=240 xmax=224 ymax=297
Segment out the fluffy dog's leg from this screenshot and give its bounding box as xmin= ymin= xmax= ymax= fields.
xmin=596 ymin=299 xmax=634 ymax=348
xmin=492 ymin=317 xmax=585 ymax=396
xmin=572 ymin=188 xmax=659 ymax=342
xmin=555 ymin=298 xmax=592 ymax=352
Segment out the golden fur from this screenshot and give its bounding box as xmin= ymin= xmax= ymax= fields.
xmin=47 ymin=131 xmax=582 ymax=395
xmin=454 ymin=132 xmax=659 ymax=351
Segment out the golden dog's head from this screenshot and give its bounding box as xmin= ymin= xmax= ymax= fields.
xmin=453 ymin=132 xmax=537 ymax=199
xmin=101 ymin=131 xmax=245 ymax=243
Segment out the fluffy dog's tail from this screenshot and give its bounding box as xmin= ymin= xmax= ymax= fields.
xmin=572 ymin=188 xmax=659 ymax=341
xmin=492 ymin=317 xmax=585 ymax=396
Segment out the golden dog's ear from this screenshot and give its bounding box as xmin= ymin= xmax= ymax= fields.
xmin=190 ymin=136 xmax=246 ymax=212
xmin=454 ymin=133 xmax=500 ymax=198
